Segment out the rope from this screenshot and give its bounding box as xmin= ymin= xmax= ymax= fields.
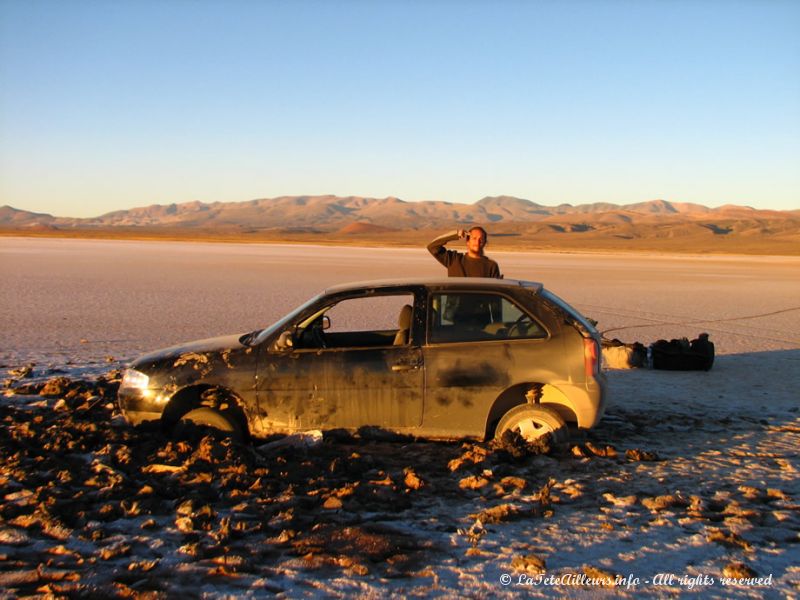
xmin=599 ymin=306 xmax=800 ymax=337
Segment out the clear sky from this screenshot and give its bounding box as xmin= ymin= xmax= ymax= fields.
xmin=1 ymin=0 xmax=798 ymax=217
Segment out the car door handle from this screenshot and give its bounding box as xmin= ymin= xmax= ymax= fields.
xmin=391 ymin=363 xmax=420 ymax=372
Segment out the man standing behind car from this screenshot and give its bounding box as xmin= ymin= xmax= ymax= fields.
xmin=427 ymin=227 xmax=502 ymax=278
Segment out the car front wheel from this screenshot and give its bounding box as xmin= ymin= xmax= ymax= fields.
xmin=495 ymin=404 xmax=568 ymax=444
xmin=179 ymin=407 xmax=245 ymax=441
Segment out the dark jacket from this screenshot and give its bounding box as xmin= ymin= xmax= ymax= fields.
xmin=427 ymin=231 xmax=502 ymax=278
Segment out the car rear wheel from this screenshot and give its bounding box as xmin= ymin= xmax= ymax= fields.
xmin=495 ymin=404 xmax=568 ymax=444
xmin=179 ymin=407 xmax=244 ymax=441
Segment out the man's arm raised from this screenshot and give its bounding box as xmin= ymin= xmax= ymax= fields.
xmin=427 ymin=230 xmax=464 ymax=265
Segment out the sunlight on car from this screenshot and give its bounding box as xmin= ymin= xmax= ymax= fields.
xmin=119 ymin=278 xmax=606 ymax=444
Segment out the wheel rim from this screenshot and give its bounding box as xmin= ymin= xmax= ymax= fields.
xmin=514 ymin=417 xmax=553 ymax=441
xmin=179 ymin=407 xmax=242 ymax=439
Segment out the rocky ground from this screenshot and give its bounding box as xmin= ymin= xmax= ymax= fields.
xmin=1 ymin=362 xmax=798 ymax=598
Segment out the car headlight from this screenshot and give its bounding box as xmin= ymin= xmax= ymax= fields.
xmin=121 ymin=368 xmax=150 ymax=391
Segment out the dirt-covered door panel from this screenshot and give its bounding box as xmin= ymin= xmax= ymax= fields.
xmin=422 ymin=290 xmax=551 ymax=433
xmin=256 ymin=290 xmax=424 ymax=431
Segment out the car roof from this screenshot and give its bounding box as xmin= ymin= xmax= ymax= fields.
xmin=323 ymin=277 xmax=544 ymax=295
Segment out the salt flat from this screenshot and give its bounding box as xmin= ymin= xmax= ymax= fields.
xmin=1 ymin=237 xmax=798 ymax=597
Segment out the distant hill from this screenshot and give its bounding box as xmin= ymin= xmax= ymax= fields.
xmin=2 ymin=196 xmax=799 ymax=255
xmin=338 ymin=222 xmax=399 ymax=235
xmin=2 ymin=195 xmax=795 ymax=228
xmin=0 ymin=205 xmax=59 ymax=226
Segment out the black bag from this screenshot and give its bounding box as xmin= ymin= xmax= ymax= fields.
xmin=650 ymin=333 xmax=714 ymax=371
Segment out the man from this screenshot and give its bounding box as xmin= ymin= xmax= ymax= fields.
xmin=427 ymin=226 xmax=502 ymax=278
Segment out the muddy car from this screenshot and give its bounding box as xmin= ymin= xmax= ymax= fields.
xmin=119 ymin=278 xmax=606 ymax=442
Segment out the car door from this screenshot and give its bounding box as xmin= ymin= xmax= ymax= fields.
xmin=256 ymin=289 xmax=424 ymax=432
xmin=421 ymin=289 xmax=550 ymax=436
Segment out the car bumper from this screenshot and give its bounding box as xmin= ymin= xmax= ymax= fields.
xmin=546 ymin=375 xmax=606 ymax=429
xmin=581 ymin=372 xmax=607 ymax=428
xmin=118 ymin=388 xmax=165 ymax=425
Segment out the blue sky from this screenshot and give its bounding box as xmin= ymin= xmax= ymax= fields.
xmin=1 ymin=0 xmax=798 ymax=217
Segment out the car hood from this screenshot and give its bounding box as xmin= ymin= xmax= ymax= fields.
xmin=131 ymin=333 xmax=248 ymax=368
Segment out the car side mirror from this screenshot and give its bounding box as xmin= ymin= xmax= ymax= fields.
xmin=274 ymin=330 xmax=294 ymax=351
xmin=320 ymin=315 xmax=331 ymax=330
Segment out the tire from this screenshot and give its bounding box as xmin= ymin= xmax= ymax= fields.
xmin=495 ymin=404 xmax=568 ymax=444
xmin=179 ymin=407 xmax=244 ymax=441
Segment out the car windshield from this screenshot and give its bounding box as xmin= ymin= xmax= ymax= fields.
xmin=241 ymin=294 xmax=325 ymax=347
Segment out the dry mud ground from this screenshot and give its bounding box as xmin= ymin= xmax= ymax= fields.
xmin=1 ymin=361 xmax=797 ymax=599
xmin=1 ymin=238 xmax=798 ymax=597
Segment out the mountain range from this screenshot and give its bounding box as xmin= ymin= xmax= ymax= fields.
xmin=2 ymin=195 xmax=799 ymax=254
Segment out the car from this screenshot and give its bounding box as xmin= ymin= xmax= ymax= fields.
xmin=118 ymin=278 xmax=606 ymax=443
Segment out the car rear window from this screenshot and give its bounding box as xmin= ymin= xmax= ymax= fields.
xmin=540 ymin=289 xmax=598 ymax=334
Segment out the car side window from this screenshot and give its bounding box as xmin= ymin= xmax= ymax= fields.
xmin=297 ymin=292 xmax=416 ymax=349
xmin=429 ymin=292 xmax=546 ymax=344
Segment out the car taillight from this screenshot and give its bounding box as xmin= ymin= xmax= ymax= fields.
xmin=584 ymin=337 xmax=599 ymax=378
